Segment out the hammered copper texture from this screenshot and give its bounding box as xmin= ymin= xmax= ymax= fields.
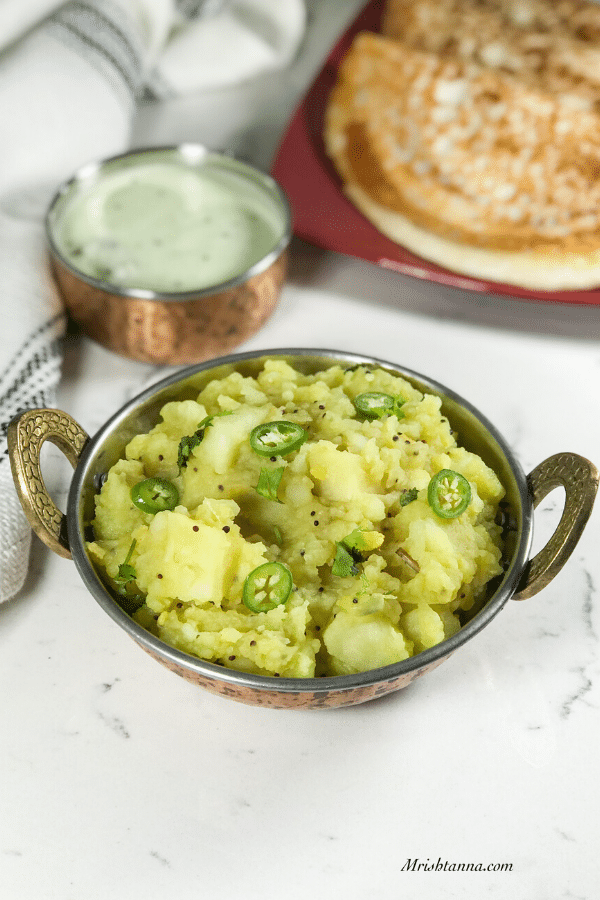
xmin=138 ymin=641 xmax=449 ymax=708
xmin=51 ymin=252 xmax=287 ymax=364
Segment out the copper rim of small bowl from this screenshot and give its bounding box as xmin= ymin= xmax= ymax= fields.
xmin=66 ymin=348 xmax=532 ymax=698
xmin=44 ymin=143 xmax=293 ymax=301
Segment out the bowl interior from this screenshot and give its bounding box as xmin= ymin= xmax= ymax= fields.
xmin=68 ymin=349 xmax=531 ymax=695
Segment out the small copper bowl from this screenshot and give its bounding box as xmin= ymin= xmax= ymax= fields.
xmin=8 ymin=349 xmax=598 ymax=709
xmin=45 ymin=145 xmax=291 ymax=365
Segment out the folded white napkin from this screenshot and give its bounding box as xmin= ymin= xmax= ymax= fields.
xmin=150 ymin=0 xmax=307 ymax=94
xmin=0 ymin=0 xmax=306 ymax=602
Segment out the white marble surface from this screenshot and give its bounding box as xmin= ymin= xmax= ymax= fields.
xmin=2 ymin=2 xmax=600 ymax=898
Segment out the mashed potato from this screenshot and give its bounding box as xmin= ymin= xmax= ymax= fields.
xmin=87 ymin=360 xmax=505 ymax=677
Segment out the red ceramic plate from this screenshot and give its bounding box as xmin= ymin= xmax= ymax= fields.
xmin=271 ymin=0 xmax=600 ymax=305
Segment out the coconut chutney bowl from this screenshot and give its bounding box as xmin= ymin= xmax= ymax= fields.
xmin=45 ymin=145 xmax=291 ymax=365
xmin=8 ymin=349 xmax=598 ymax=709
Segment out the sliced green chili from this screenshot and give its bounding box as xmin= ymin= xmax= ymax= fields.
xmin=242 ymin=562 xmax=293 ymax=612
xmin=353 ymin=392 xmax=405 ymax=420
xmin=250 ymin=421 xmax=308 ymax=457
xmin=256 ymin=467 xmax=284 ymax=502
xmin=427 ymin=469 xmax=471 ymax=519
xmin=131 ymin=477 xmax=179 ymax=514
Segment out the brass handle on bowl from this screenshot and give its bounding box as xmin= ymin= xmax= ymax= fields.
xmin=7 ymin=409 xmax=89 ymax=559
xmin=513 ymin=452 xmax=598 ymax=600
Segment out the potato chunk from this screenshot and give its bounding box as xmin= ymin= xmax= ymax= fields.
xmin=324 ymin=610 xmax=410 ymax=675
xmin=134 ymin=505 xmax=267 ymax=613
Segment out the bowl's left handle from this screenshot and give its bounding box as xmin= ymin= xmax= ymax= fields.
xmin=513 ymin=452 xmax=598 ymax=600
xmin=7 ymin=409 xmax=89 ymax=559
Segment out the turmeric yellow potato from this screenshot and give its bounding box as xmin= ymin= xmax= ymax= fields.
xmin=87 ymin=360 xmax=504 ymax=678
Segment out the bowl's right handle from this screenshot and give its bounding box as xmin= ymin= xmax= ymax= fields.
xmin=7 ymin=409 xmax=89 ymax=559
xmin=513 ymin=452 xmax=598 ymax=600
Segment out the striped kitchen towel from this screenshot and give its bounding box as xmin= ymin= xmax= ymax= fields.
xmin=0 ymin=0 xmax=306 ymax=602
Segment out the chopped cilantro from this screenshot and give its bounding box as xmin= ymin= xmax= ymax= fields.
xmin=256 ymin=467 xmax=284 ymax=503
xmin=400 ymin=488 xmax=419 ymax=506
xmin=332 ymin=528 xmax=377 ymax=577
xmin=177 ymin=411 xmax=231 ymax=471
xmin=114 ymin=540 xmax=137 ymax=589
xmin=332 ymin=542 xmax=362 ymax=578
xmin=340 ymin=527 xmax=369 ymax=553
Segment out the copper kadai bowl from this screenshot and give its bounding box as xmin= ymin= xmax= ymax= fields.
xmin=45 ymin=145 xmax=291 ymax=365
xmin=8 ymin=349 xmax=599 ymax=709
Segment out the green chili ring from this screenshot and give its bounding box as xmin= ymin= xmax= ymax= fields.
xmin=242 ymin=562 xmax=293 ymax=612
xmin=353 ymin=392 xmax=405 ymax=420
xmin=130 ymin=477 xmax=179 ymax=514
xmin=250 ymin=421 xmax=308 ymax=457
xmin=427 ymin=469 xmax=471 ymax=519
